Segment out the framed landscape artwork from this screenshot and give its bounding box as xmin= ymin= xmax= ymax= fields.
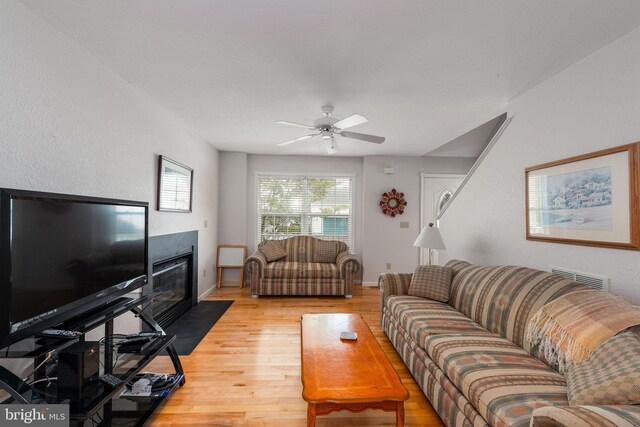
xmin=158 ymin=155 xmax=193 ymax=212
xmin=525 ymin=142 xmax=640 ymax=250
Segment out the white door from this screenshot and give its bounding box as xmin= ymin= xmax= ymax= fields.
xmin=419 ymin=173 xmax=465 ymax=265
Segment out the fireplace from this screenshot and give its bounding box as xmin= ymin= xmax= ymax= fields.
xmin=146 ymin=231 xmax=198 ymax=329
xmin=152 ymin=254 xmax=193 ymax=328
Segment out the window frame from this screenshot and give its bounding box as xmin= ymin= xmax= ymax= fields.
xmin=254 ymin=172 xmax=356 ymax=249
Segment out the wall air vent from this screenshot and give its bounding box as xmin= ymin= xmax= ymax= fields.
xmin=550 ymin=266 xmax=610 ymax=291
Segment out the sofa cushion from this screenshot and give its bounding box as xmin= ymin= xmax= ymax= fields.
xmin=312 ymin=240 xmax=339 ymax=263
xmin=259 ymin=278 xmax=345 ymax=296
xmin=447 ymin=263 xmax=588 ymax=349
xmin=386 ymin=296 xmax=493 ymax=349
xmin=264 ymin=261 xmax=300 ymax=279
xmin=408 ymin=265 xmax=453 ymax=302
xmin=426 ymin=333 xmax=568 ymax=427
xmin=566 ymin=330 xmax=640 ymax=406
xmin=387 ymin=296 xmax=466 ymax=326
xmin=300 ymin=263 xmax=339 ymax=279
xmin=281 ymin=236 xmax=316 ymax=262
xmin=281 ymin=236 xmax=348 ymax=262
xmin=444 ymin=259 xmax=473 ymax=276
xmin=259 ymin=240 xmax=287 ymax=262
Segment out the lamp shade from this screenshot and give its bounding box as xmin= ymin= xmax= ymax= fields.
xmin=413 ymin=225 xmax=446 ymax=250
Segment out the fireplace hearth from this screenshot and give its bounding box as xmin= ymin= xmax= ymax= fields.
xmin=146 ymin=231 xmax=198 ymax=329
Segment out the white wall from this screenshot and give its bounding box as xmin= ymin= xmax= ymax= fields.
xmin=219 ymin=152 xmax=248 ymax=245
xmin=361 ymin=156 xmax=475 ymax=283
xmin=216 ymin=152 xmax=248 ymax=284
xmin=440 ymin=26 xmax=640 ymax=303
xmin=0 ymin=0 xmax=219 ymax=298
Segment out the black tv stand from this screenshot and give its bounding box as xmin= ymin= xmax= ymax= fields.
xmin=0 ymin=294 xmax=185 ymax=426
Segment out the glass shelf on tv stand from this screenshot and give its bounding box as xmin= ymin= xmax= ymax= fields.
xmin=0 ymin=293 xmax=185 ymax=426
xmin=31 ymin=335 xmax=180 ymax=424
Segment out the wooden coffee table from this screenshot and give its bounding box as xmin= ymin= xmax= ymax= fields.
xmin=301 ymin=313 xmax=409 ymax=426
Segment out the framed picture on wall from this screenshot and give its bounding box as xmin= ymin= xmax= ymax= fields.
xmin=525 ymin=142 xmax=640 ymax=250
xmin=158 ymin=155 xmax=193 ymax=212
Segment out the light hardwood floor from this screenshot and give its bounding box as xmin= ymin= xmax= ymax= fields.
xmin=147 ymin=285 xmax=444 ymax=426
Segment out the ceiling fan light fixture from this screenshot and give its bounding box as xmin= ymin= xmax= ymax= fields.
xmin=326 ymin=137 xmax=339 ymax=155
xmin=321 ymin=130 xmax=332 ymax=139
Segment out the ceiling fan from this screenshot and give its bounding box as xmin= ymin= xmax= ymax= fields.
xmin=276 ymin=106 xmax=385 ymax=154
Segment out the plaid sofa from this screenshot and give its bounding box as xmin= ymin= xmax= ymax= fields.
xmin=244 ymin=236 xmax=360 ymax=297
xmin=380 ymin=260 xmax=640 ymax=427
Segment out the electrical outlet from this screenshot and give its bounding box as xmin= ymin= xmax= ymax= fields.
xmin=204 ymin=220 xmax=208 ymax=228
xmin=386 ymin=263 xmax=391 ymax=270
xmin=400 ymin=221 xmax=409 ymax=229
xmin=203 ymin=269 xmax=206 ymax=277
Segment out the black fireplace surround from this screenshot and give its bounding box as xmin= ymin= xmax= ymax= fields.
xmin=146 ymin=231 xmax=198 ymax=329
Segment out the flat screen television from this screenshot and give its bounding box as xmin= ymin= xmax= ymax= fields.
xmin=0 ymin=188 xmax=148 ymax=349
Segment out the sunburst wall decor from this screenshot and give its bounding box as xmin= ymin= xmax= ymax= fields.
xmin=379 ymin=188 xmax=406 ymax=217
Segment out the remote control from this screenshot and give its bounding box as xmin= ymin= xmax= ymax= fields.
xmin=100 ymin=374 xmax=123 ymax=388
xmin=38 ymin=329 xmax=82 ymax=338
xmin=126 ymin=331 xmax=162 ymax=339
xmin=340 ymin=331 xmax=358 ymax=340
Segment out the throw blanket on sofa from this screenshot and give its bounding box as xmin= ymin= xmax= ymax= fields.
xmin=526 ymin=289 xmax=640 ymax=372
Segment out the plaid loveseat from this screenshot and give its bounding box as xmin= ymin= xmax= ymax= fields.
xmin=244 ymin=236 xmax=360 ymax=297
xmin=380 ymin=260 xmax=640 ymax=427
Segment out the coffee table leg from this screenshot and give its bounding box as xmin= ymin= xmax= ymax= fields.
xmin=307 ymin=403 xmax=316 ymax=427
xmin=396 ymin=401 xmax=405 ymax=427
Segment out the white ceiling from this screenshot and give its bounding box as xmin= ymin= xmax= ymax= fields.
xmin=21 ymin=0 xmax=640 ymax=157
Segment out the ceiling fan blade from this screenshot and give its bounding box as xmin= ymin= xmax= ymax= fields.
xmin=277 ymin=134 xmax=316 ymax=146
xmin=275 ymin=120 xmax=315 ymax=130
xmin=340 ymin=131 xmax=385 ymax=144
xmin=333 ymin=114 xmax=368 ymax=130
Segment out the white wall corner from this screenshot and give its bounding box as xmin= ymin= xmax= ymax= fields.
xmin=198 ymin=285 xmax=216 ymax=301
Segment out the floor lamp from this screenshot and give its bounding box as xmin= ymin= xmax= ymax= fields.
xmin=413 ymin=223 xmax=446 ymax=265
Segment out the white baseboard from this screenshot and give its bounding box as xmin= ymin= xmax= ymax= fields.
xmin=361 ymin=282 xmax=378 ymax=287
xmin=198 ymin=285 xmax=216 ymax=301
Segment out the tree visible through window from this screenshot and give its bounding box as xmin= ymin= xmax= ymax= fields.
xmin=257 ymin=175 xmax=353 ymax=248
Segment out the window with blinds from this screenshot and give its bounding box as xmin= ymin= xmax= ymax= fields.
xmin=257 ymin=175 xmax=353 ymax=248
xmin=527 ymin=174 xmax=547 ymax=234
xmin=158 ymin=156 xmax=193 ymax=212
xmin=160 ymin=170 xmax=190 ymax=209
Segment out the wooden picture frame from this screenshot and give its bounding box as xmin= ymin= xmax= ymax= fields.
xmin=158 ymin=155 xmax=193 ymax=212
xmin=216 ymin=245 xmax=248 ymax=288
xmin=525 ymin=142 xmax=640 ymax=250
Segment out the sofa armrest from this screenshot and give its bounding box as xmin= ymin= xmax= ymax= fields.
xmin=244 ymin=251 xmax=267 ymax=277
xmin=530 ymin=405 xmax=640 ymax=427
xmin=378 ymin=272 xmax=413 ymax=309
xmin=336 ymin=251 xmax=360 ymax=278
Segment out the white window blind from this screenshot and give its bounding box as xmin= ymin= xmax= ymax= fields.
xmin=257 ymin=175 xmax=353 ymax=249
xmin=527 ymin=174 xmax=546 ymax=234
xmin=160 ymin=169 xmax=191 ymax=210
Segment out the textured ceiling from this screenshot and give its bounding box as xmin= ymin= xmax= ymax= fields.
xmin=21 ymin=0 xmax=640 ymax=156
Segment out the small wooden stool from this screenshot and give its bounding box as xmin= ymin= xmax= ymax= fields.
xmin=216 ymin=245 xmax=247 ymax=288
